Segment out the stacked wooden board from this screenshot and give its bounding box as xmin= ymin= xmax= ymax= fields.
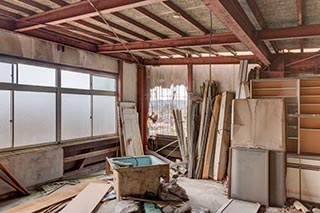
xmin=188 ymin=80 xmax=234 ymax=180
xmin=118 ymin=102 xmax=144 ymax=156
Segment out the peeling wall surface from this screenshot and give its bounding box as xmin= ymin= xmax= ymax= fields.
xmin=0 ymin=147 xmax=63 ymax=195
xmin=0 ymin=29 xmax=118 ymax=73
xmin=123 ymin=62 xmax=137 ymax=103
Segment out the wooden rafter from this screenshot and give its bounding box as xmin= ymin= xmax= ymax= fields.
xmin=91 ymin=17 xmax=149 ymax=41
xmin=24 ymin=28 xmax=97 ymax=51
xmin=202 ymin=46 xmax=219 ymax=56
xmin=162 ymin=1 xmax=209 ymax=34
xmin=135 ymin=7 xmax=187 ymax=37
xmin=0 ymin=8 xmax=22 ymax=19
xmin=15 ymin=0 xmax=165 ymax=32
xmin=144 ymin=55 xmax=258 ymax=65
xmin=169 ymin=49 xmax=187 ymax=57
xmin=17 ymin=0 xmax=51 ymax=12
xmin=153 ymin=49 xmax=173 ymax=57
xmin=296 ymin=0 xmax=304 ymax=53
xmin=0 ymin=1 xmax=35 ymax=16
xmin=74 ymin=20 xmax=133 ymax=42
xmin=222 ymin=45 xmax=237 ymax=56
xmin=49 ymin=0 xmax=68 ymax=7
xmin=112 ymin=12 xmax=167 ymax=39
xmin=202 ymin=0 xmax=272 ymax=65
xmin=245 ymin=0 xmax=279 ymax=53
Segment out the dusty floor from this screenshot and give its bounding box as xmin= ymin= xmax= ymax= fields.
xmin=0 ymin=170 xmax=284 ymax=212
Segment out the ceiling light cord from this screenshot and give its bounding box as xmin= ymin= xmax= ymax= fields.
xmin=86 ymin=0 xmax=140 ymax=64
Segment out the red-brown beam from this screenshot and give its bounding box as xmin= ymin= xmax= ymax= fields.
xmin=17 ymin=0 xmax=51 ymax=11
xmin=15 ymin=0 xmax=166 ymax=32
xmin=163 ymin=1 xmax=209 ymax=34
xmin=24 ymin=28 xmax=97 ymax=51
xmin=144 ymin=55 xmax=258 ymax=65
xmin=118 ymin=60 xmax=123 ymax=102
xmin=202 ymin=0 xmax=272 ymax=65
xmin=0 ymin=8 xmax=22 ymax=19
xmin=137 ymin=64 xmax=147 ymax=153
xmin=98 ymin=33 xmax=240 ymax=52
xmin=135 ymin=7 xmax=187 ymax=37
xmin=49 ymin=0 xmax=68 ymax=7
xmin=245 ymin=0 xmax=278 ymax=53
xmin=91 ymin=17 xmax=149 ymax=41
xmin=0 ymin=1 xmax=35 ymax=16
xmin=187 ymin=63 xmax=193 ymax=93
xmin=296 ymin=0 xmax=304 ymax=53
xmin=112 ymin=12 xmax=167 ymax=39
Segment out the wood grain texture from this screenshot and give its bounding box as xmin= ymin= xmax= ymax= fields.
xmin=213 ymin=92 xmax=234 ymax=181
xmin=60 ymin=183 xmax=111 ymax=213
xmin=202 ymin=95 xmax=221 ymax=179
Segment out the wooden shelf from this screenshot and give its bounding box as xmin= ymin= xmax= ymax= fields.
xmin=300 ymin=117 xmax=320 ymax=129
xmin=252 ymin=89 xmax=297 ymax=97
xmin=301 ymin=104 xmax=320 ymax=114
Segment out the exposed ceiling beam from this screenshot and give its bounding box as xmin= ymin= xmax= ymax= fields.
xmin=258 ymin=24 xmax=320 ymax=41
xmin=60 ymin=23 xmax=117 ymax=43
xmin=202 ymin=0 xmax=272 ymax=65
xmin=49 ymin=0 xmax=68 ymax=7
xmin=112 ymin=12 xmax=167 ymax=39
xmin=222 ymin=45 xmax=237 ymax=56
xmin=105 ymin=52 xmax=142 ymax=63
xmin=0 ymin=19 xmax=15 ymax=30
xmin=17 ymin=0 xmax=51 ymax=11
xmin=0 ymin=1 xmax=35 ymax=16
xmin=245 ymin=0 xmax=278 ymax=53
xmin=0 ymin=8 xmax=22 ymax=19
xmin=91 ymin=16 xmax=149 ymax=41
xmin=24 ymin=28 xmax=97 ymax=51
xmin=153 ymin=49 xmax=173 ymax=57
xmin=98 ymin=33 xmax=240 ymax=53
xmin=144 ymin=55 xmax=258 ymax=65
xmin=98 ymin=24 xmax=320 ymax=53
xmin=135 ymin=7 xmax=187 ymax=37
xmin=162 ymin=1 xmax=209 ymax=34
xmin=202 ymin=46 xmax=219 ymax=56
xmin=296 ymin=0 xmax=304 ymax=53
xmin=74 ymin=20 xmax=133 ymax=42
xmin=15 ymin=0 xmax=165 ymax=32
xmin=169 ymin=49 xmax=187 ymax=57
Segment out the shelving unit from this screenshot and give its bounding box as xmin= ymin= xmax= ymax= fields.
xmin=251 ymin=78 xmax=320 ymax=156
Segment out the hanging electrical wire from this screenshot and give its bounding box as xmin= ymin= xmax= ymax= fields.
xmin=86 ymin=0 xmax=140 ymax=64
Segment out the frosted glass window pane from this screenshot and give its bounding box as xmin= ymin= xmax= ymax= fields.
xmin=0 ymin=62 xmax=12 ymax=83
xmin=93 ymin=76 xmax=116 ymax=91
xmin=14 ymin=91 xmax=56 ymax=147
xmin=61 ymin=70 xmax=90 ymax=89
xmin=0 ymin=91 xmax=11 ymax=148
xmin=62 ymin=94 xmax=91 ymax=140
xmin=93 ymin=96 xmax=116 ymax=136
xmin=18 ymin=64 xmax=56 ymax=87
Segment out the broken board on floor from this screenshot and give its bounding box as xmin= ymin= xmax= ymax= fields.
xmin=216 ymin=199 xmax=260 ymax=213
xmin=60 ymin=183 xmax=111 ymax=213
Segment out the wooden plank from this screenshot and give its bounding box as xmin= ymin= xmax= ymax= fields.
xmin=252 ymin=88 xmax=297 ymax=97
xmin=300 ymin=79 xmax=320 ymax=87
xmin=300 ymin=129 xmax=320 ymax=154
xmin=300 ymin=117 xmax=320 ymax=129
xmin=301 ymin=87 xmax=320 ymax=95
xmin=0 ymin=163 xmax=30 ymax=195
xmin=2 ymin=181 xmax=103 ymax=213
xmin=300 ymin=104 xmax=320 ymax=114
xmin=252 ymin=81 xmax=296 ymax=89
xmin=213 ymin=91 xmax=234 ymax=181
xmin=217 ymin=199 xmax=260 ymax=213
xmin=231 ymin=99 xmax=286 ymax=151
xmin=60 ymin=183 xmax=111 ymax=213
xmin=0 ymin=173 xmax=27 ymax=195
xmin=300 ymin=95 xmax=320 ymax=104
xmin=202 ymin=95 xmax=222 ymax=179
xmin=64 ymin=147 xmax=119 ymax=163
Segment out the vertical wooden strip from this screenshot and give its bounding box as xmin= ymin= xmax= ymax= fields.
xmin=137 ymin=64 xmax=147 ymax=153
xmin=117 ymin=60 xmax=123 ymax=102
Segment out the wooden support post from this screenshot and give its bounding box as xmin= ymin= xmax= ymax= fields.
xmin=137 ymin=64 xmax=147 ymax=153
xmin=187 ymin=63 xmax=193 ymax=93
xmin=117 ymin=60 xmax=123 ymax=102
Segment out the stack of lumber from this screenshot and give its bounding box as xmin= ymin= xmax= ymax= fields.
xmin=118 ymin=102 xmax=144 ymax=156
xmin=187 ymin=81 xmax=234 ymax=180
xmin=2 ymin=180 xmax=111 ymax=213
xmin=173 ymin=109 xmax=188 ymax=162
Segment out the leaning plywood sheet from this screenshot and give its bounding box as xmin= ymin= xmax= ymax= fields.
xmin=229 ymin=148 xmax=269 ymax=206
xmin=213 ymin=91 xmax=234 ymax=181
xmin=217 ymin=199 xmax=260 ymax=213
xmin=2 ymin=181 xmax=97 ymax=213
xmin=231 ymin=99 xmax=286 ymax=151
xmin=122 ymin=109 xmax=143 ymax=156
xmin=60 ymin=183 xmax=111 ymax=213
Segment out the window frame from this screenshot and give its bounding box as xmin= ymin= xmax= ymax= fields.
xmin=0 ymin=55 xmax=118 ymax=151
